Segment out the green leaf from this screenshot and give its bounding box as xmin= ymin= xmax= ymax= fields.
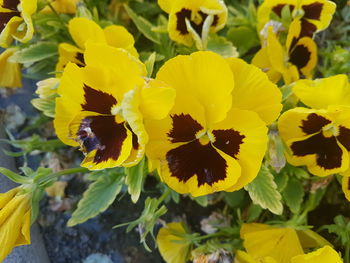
xmin=226 ymin=26 xmax=259 ymax=54
xmin=274 ymin=172 xmax=289 ymax=192
xmin=68 ymin=172 xmax=124 ymax=226
xmin=124 ymin=4 xmax=160 ymax=44
xmin=125 ymin=158 xmax=147 ymax=203
xmin=282 ymin=177 xmax=304 ymax=214
xmin=191 ymin=195 xmax=208 ymax=207
xmin=144 ymin=52 xmax=157 ymax=78
xmin=31 ymin=98 xmax=56 ymax=118
xmin=207 ymin=35 xmax=239 ymax=58
xmin=247 ymin=204 xmax=263 ymax=222
xmin=9 ymin=42 xmax=58 ymax=64
xmin=0 ymin=167 xmax=31 ymax=184
xmin=224 ymin=189 xmax=246 ymax=208
xmin=245 ymin=165 xmax=283 ymax=215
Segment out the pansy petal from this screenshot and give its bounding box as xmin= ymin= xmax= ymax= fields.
xmin=227 ymin=58 xmax=282 ymax=125
xmin=291 ymin=245 xmax=342 ymax=263
xmin=289 ymin=37 xmax=317 ymax=78
xmin=211 ymin=108 xmax=268 ymax=191
xmin=157 ymin=0 xmax=173 ymax=13
xmin=156 ymin=51 xmax=234 ymax=125
xmin=0 ymin=15 xmax=22 ymax=47
xmin=140 ymin=79 xmax=176 ymax=120
xmin=103 ymin=25 xmax=138 ymax=57
xmin=56 ymin=43 xmax=85 ymax=73
xmin=0 ymin=48 xmax=22 ymax=88
xmin=342 ymin=176 xmax=350 ymax=201
xmin=266 ymin=26 xmax=286 ymax=74
xmin=69 ymin=112 xmax=133 ymax=170
xmin=68 ymin=17 xmax=106 ymax=49
xmin=293 ymin=75 xmax=350 ymax=109
xmin=242 ymin=226 xmax=304 ymax=263
xmin=301 ymin=0 xmax=336 ymax=32
xmin=160 ymin=140 xmax=241 ymax=197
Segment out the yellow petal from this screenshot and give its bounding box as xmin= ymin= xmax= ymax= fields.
xmin=156 ymin=51 xmax=234 ymax=125
xmin=227 ymin=57 xmax=282 ymax=125
xmin=291 ymin=245 xmax=342 ymax=263
xmin=103 ymin=25 xmax=138 ymax=57
xmin=68 ymin=17 xmax=106 ymax=49
xmin=211 ymin=108 xmax=268 ymax=192
xmin=157 ymin=222 xmax=190 ymax=263
xmin=293 ymin=75 xmax=350 ymax=109
xmin=158 ymin=0 xmax=174 ymax=13
xmin=242 ymin=224 xmax=304 ymax=263
xmin=139 ymin=79 xmax=176 ymax=120
xmin=0 ymin=48 xmax=22 ymax=88
xmin=342 ymin=176 xmax=350 ymax=201
xmin=56 ymin=43 xmax=84 ymax=74
xmin=296 ymin=229 xmax=332 ymax=249
xmin=266 ymin=26 xmax=287 ymax=75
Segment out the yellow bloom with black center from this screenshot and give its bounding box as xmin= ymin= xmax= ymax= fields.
xmin=56 ymin=17 xmax=138 ymax=73
xmin=253 ymin=20 xmax=317 ymax=84
xmin=54 ymin=42 xmax=175 ymax=170
xmin=278 ymin=75 xmax=350 ymax=176
xmin=257 ymin=0 xmax=336 ymax=38
xmin=146 ymin=51 xmax=282 ymax=196
xmin=0 ymin=0 xmax=37 ymax=48
xmin=156 ymin=222 xmax=191 ymax=263
xmin=0 ymin=187 xmax=32 ymax=262
xmin=41 ymin=0 xmax=80 ymax=14
xmin=158 ymin=0 xmax=227 ymax=49
xmin=235 ymin=246 xmax=342 ymax=263
xmin=240 ymin=223 xmax=332 ymax=263
xmin=0 ymin=47 xmax=22 ymax=88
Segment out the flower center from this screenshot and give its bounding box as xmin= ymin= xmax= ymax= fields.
xmin=322 ymin=124 xmax=339 ymax=138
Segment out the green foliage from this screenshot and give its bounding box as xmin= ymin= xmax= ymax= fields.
xmin=10 ymin=42 xmax=58 ymax=64
xmin=282 ymin=177 xmax=305 ymax=214
xmin=245 ymin=165 xmax=283 ymax=215
xmin=68 ymin=169 xmax=124 ymax=226
xmin=125 ymin=158 xmax=147 ymax=203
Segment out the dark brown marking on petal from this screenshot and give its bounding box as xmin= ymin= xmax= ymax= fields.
xmin=168 ymin=114 xmax=203 ymax=143
xmin=0 ymin=11 xmax=20 ymax=32
xmin=175 ymin=8 xmax=216 ymax=36
xmin=300 ymin=113 xmax=331 ymax=135
xmin=2 ymin=0 xmax=20 ymax=11
xmin=302 ymin=2 xmax=323 ymax=20
xmin=337 ymin=126 xmax=350 ymax=151
xmin=126 ymin=123 xmax=139 ymax=150
xmin=166 ymin=140 xmax=227 ymax=186
xmin=291 ymin=133 xmax=343 ymax=170
xmin=81 ymin=84 xmax=117 ymax=114
xmin=75 ymin=52 xmax=85 ymax=67
xmin=289 ymin=44 xmax=311 ymax=70
xmin=77 ymin=116 xmax=128 ymax=164
xmin=300 ymin=19 xmax=317 ymax=38
xmin=272 ymin=4 xmax=295 ymax=17
xmin=212 ymin=129 xmax=245 ymax=159
xmin=347 ymin=177 xmax=350 ymax=190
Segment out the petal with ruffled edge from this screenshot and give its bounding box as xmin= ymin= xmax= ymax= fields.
xmin=241 ymin=224 xmax=304 ymax=263
xmin=104 ymin=25 xmax=139 ymax=57
xmin=291 ymin=245 xmax=342 ymax=263
xmin=252 ymin=47 xmax=283 ymax=83
xmin=68 ymin=17 xmax=106 ymax=50
xmin=293 ymin=75 xmax=350 ymax=109
xmin=227 ymin=57 xmax=282 ymax=125
xmin=213 ymin=108 xmax=268 ymax=192
xmin=14 ymin=0 xmax=36 ymax=42
xmin=156 ymin=51 xmax=234 ymax=126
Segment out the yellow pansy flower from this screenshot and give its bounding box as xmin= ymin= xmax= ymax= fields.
xmin=145 ymin=51 xmax=282 ymax=196
xmin=0 ymin=187 xmax=32 ymax=262
xmin=278 ymin=75 xmax=350 ymax=176
xmin=253 ymin=20 xmax=317 ymax=84
xmin=342 ymin=176 xmax=350 ymax=201
xmin=156 ymin=222 xmax=191 ymax=263
xmin=0 ymin=47 xmax=22 ymax=88
xmin=41 ymin=0 xmax=80 ymax=14
xmin=257 ymin=0 xmax=336 ymax=38
xmin=158 ymin=0 xmax=227 ymax=49
xmin=235 ymin=246 xmax=343 ymax=263
xmin=56 ymin=17 xmax=138 ymax=73
xmin=54 ymin=42 xmax=175 ymax=170
xmin=240 ymin=223 xmax=332 ymax=263
xmin=0 ymin=0 xmax=37 ymax=47
xmin=291 ymin=246 xmax=343 ymax=263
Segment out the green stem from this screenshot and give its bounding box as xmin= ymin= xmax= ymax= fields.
xmin=157 ymin=188 xmax=171 ymax=205
xmin=37 ymin=167 xmax=88 ymax=186
xmin=345 ymin=241 xmax=350 ymax=263
xmin=46 ymin=0 xmax=67 ymax=27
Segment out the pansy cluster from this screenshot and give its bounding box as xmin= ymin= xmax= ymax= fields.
xmin=0 ymin=0 xmax=348 ymax=262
